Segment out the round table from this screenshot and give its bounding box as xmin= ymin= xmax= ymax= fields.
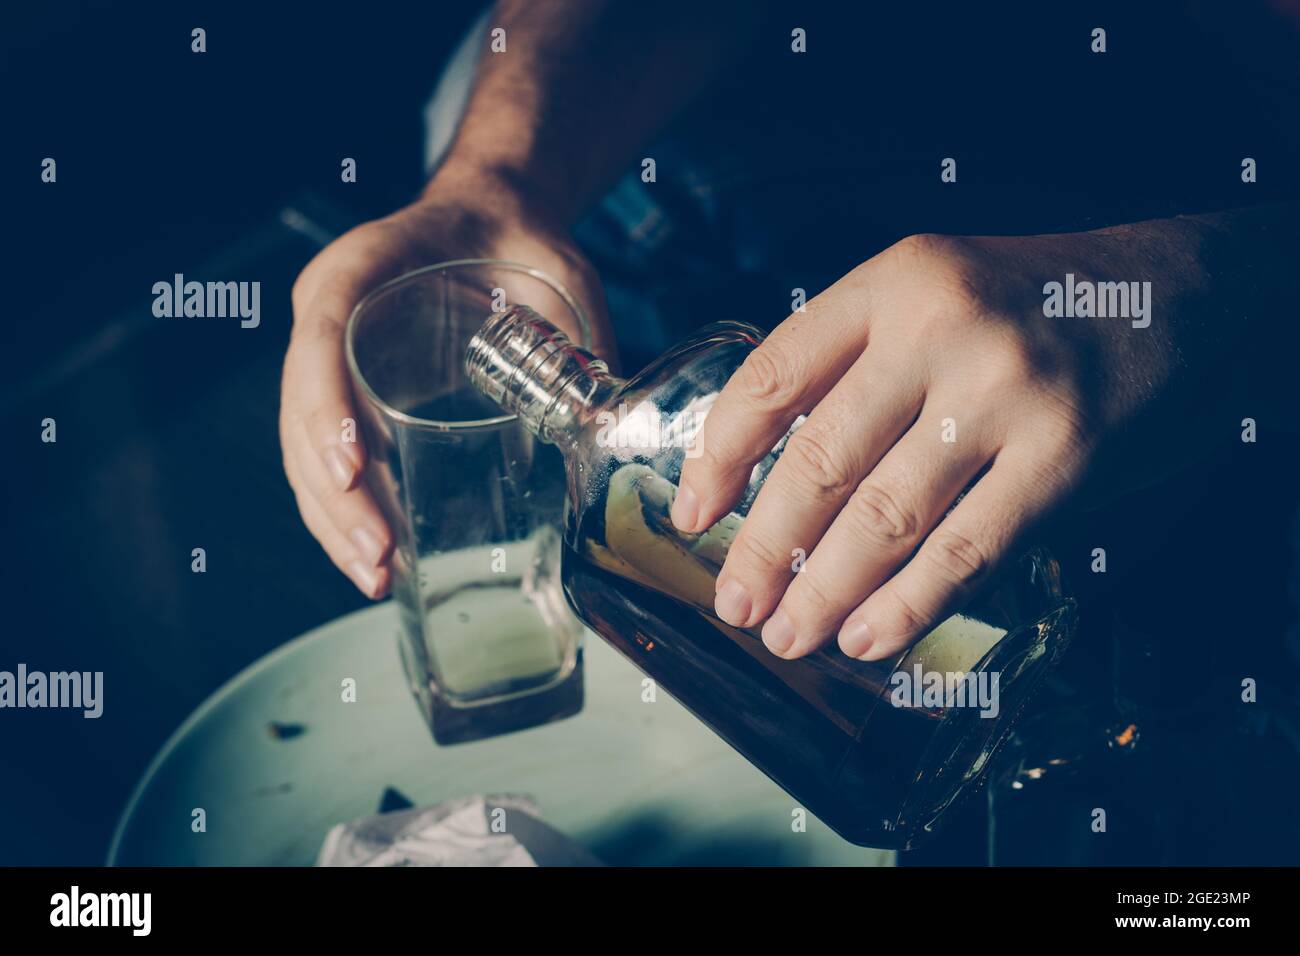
xmin=108 ymin=602 xmax=892 ymax=867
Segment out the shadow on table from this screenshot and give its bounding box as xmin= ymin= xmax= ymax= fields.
xmin=584 ymin=811 xmax=814 ymax=867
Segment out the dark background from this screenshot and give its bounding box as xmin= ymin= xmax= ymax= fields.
xmin=3 ymin=0 xmax=1300 ymax=865
xmin=1 ymin=0 xmax=478 ymax=864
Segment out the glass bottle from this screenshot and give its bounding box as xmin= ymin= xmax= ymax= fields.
xmin=465 ymin=305 xmax=1077 ymax=849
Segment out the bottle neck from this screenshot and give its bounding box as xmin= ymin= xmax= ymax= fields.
xmin=465 ymin=305 xmax=619 ymax=449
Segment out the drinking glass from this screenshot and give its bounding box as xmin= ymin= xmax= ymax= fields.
xmin=346 ymin=260 xmax=589 ymax=744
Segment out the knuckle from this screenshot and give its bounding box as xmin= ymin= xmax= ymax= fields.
xmin=880 ymin=588 xmax=932 ymax=640
xmin=693 ymin=435 xmax=741 ymax=487
xmin=1007 ymin=389 xmax=1093 ymax=473
xmin=1024 ymin=445 xmax=1085 ymax=498
xmin=290 ymin=267 xmax=315 ymax=311
xmin=315 ymin=281 xmax=357 ymax=333
xmin=731 ymin=525 xmax=790 ymax=575
xmin=844 ymin=479 xmax=920 ymax=548
xmin=788 ymin=570 xmax=836 ymax=621
xmin=735 ymin=342 xmax=801 ymax=409
xmin=291 ymin=309 xmax=343 ymax=347
xmin=783 ymin=425 xmax=856 ymax=497
xmin=1039 ymin=392 xmax=1093 ymax=451
xmin=888 ymin=233 xmax=982 ymax=318
xmin=980 ymin=334 xmax=1072 ymax=406
xmin=315 ymin=472 xmax=349 ymax=508
xmin=921 ymin=529 xmax=990 ymax=588
xmin=982 ymin=331 xmax=1041 ymax=388
xmin=308 ymin=405 xmax=346 ymax=442
xmin=893 ymin=232 xmax=947 ymax=260
xmin=892 ymin=233 xmax=968 ymax=276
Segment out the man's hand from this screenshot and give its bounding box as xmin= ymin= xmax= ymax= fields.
xmin=280 ymin=169 xmax=613 ymax=598
xmin=674 ymin=219 xmax=1238 ymax=662
xmin=279 ymin=0 xmax=766 ymax=599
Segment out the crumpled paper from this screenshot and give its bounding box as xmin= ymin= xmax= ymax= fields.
xmin=316 ymin=794 xmax=602 ymax=867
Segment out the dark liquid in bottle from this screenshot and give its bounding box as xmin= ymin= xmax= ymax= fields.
xmin=560 ymin=460 xmax=1065 ymax=848
xmin=565 ymin=551 xmax=912 ymax=845
xmin=562 ymin=462 xmax=1006 ymax=847
xmin=462 ymin=307 xmax=1072 ymax=845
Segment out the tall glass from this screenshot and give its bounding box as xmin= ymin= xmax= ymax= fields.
xmin=346 ymin=261 xmax=588 ymax=744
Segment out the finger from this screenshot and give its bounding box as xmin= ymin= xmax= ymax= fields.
xmin=761 ymin=410 xmax=994 ymax=658
xmin=286 ymin=415 xmax=392 ymax=568
xmin=285 ymin=287 xmax=370 ymax=492
xmin=286 ymin=222 xmax=418 ymax=490
xmin=712 ymin=347 xmax=925 ymax=628
xmin=837 ymin=445 xmax=1078 ymax=661
xmin=285 ymin=452 xmax=391 ymax=599
xmin=674 ymin=303 xmax=871 ymax=534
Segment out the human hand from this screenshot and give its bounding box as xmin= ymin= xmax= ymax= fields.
xmin=673 ymin=220 xmax=1229 ymax=661
xmin=281 ymin=169 xmax=614 ymax=598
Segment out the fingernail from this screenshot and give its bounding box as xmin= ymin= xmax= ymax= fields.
xmin=348 ymin=560 xmax=381 ymax=598
xmin=351 ymin=526 xmax=386 ymax=565
xmin=325 ymin=446 xmax=357 ymax=492
xmin=858 ymin=641 xmax=894 ymax=663
xmin=714 ymin=579 xmax=753 ymax=627
xmin=839 ymin=618 xmax=872 ymax=658
xmin=670 ymin=482 xmax=700 ymax=532
xmin=762 ymin=607 xmax=796 ymax=656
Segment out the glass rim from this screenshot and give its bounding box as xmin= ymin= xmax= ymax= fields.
xmin=344 ymin=258 xmax=593 ymax=432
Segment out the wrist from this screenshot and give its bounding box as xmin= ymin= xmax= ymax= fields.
xmin=421 ymin=157 xmax=573 ymax=233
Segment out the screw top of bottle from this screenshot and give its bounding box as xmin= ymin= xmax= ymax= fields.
xmin=465 ymin=305 xmax=609 ymax=443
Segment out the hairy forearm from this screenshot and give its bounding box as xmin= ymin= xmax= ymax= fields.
xmin=425 ymin=0 xmax=766 ymax=224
